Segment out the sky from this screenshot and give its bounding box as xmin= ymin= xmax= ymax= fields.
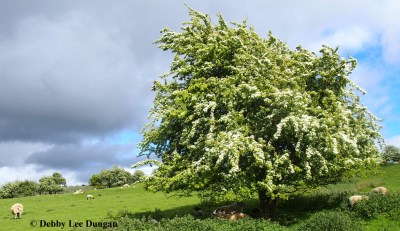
xmin=0 ymin=0 xmax=399 ymax=186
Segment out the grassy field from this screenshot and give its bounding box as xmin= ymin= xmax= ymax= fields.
xmin=1 ymin=164 xmax=399 ymax=230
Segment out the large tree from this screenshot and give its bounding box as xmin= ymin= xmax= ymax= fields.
xmin=134 ymin=8 xmax=383 ymax=219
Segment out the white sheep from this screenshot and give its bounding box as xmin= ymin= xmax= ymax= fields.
xmin=349 ymin=195 xmax=369 ymax=207
xmin=11 ymin=203 xmax=23 ymax=219
xmin=213 ymin=202 xmax=245 ymax=215
xmin=372 ymin=186 xmax=388 ymax=195
xmin=73 ymin=189 xmax=84 ymax=194
xmin=212 ymin=208 xmax=250 ymax=220
xmin=120 ymin=184 xmax=130 ymax=189
xmin=87 ymin=194 xmax=94 ymax=200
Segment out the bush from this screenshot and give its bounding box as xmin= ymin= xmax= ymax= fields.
xmin=281 ymin=191 xmax=353 ymax=212
xmin=300 ymin=210 xmax=360 ymax=231
xmin=89 ymin=165 xmax=134 ymax=189
xmin=110 ymin=215 xmax=289 ymax=231
xmin=382 ymin=145 xmax=400 ymax=162
xmin=0 ymin=180 xmax=39 ymax=198
xmin=351 ymin=192 xmax=400 ymax=219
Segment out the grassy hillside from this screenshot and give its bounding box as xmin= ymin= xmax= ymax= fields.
xmin=1 ymin=184 xmax=200 ymax=230
xmin=1 ymin=164 xmax=399 ymax=230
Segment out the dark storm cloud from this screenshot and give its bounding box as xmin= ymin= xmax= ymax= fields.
xmin=0 ymin=0 xmax=185 ymax=143
xmin=24 ymin=141 xmax=149 ymax=183
xmin=25 ymin=142 xmax=136 ymax=170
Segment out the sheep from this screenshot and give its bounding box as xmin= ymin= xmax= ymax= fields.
xmin=11 ymin=203 xmax=23 ymax=219
xmin=349 ymin=195 xmax=369 ymax=207
xmin=120 ymin=184 xmax=130 ymax=189
xmin=372 ymin=186 xmax=388 ymax=195
xmin=193 ymin=207 xmax=204 ymax=217
xmin=86 ymin=194 xmax=94 ymax=200
xmin=73 ymin=189 xmax=84 ymax=194
xmin=212 ymin=208 xmax=250 ymax=220
xmin=213 ymin=201 xmax=245 ymax=215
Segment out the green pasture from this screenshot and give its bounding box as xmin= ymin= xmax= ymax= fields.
xmin=1 ymin=164 xmax=399 ymax=230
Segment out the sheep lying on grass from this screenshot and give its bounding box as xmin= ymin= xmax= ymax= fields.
xmin=213 ymin=202 xmax=245 ymax=215
xmin=87 ymin=194 xmax=94 ymax=200
xmin=212 ymin=208 xmax=250 ymax=220
xmin=73 ymin=189 xmax=84 ymax=194
xmin=11 ymin=203 xmax=23 ymax=219
xmin=349 ymin=195 xmax=369 ymax=207
xmin=372 ymin=186 xmax=388 ymax=195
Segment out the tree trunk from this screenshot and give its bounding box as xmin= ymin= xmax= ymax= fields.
xmin=258 ymin=189 xmax=278 ymax=220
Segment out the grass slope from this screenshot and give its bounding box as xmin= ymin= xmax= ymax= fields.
xmin=1 ymin=184 xmax=199 ymax=230
xmin=1 ymin=164 xmax=399 ymax=230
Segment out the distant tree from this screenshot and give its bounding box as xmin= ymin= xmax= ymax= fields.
xmin=0 ymin=181 xmax=19 ymax=198
xmin=0 ymin=180 xmax=38 ymax=198
xmin=382 ymin=145 xmax=400 ymax=162
xmin=15 ymin=180 xmax=39 ymax=197
xmin=135 ymin=7 xmax=383 ymax=219
xmin=38 ymin=176 xmax=64 ymax=194
xmin=52 ymin=172 xmax=67 ymax=187
xmin=132 ymin=170 xmax=147 ymax=183
xmin=89 ymin=166 xmax=133 ymax=189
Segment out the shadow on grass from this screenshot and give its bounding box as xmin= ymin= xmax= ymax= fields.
xmin=109 ymin=189 xmax=363 ymax=228
xmin=109 ymin=197 xmax=328 ymax=227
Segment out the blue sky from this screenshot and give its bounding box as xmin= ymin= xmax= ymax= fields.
xmin=0 ymin=1 xmax=399 ymax=185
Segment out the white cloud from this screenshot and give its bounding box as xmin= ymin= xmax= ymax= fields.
xmin=317 ymin=27 xmax=376 ymax=52
xmin=0 ymin=164 xmax=54 ymax=186
xmin=386 ymin=135 xmax=400 ymax=147
xmin=125 ymin=165 xmax=157 ymax=176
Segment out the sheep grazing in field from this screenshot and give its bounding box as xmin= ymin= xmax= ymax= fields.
xmin=213 ymin=201 xmax=245 ymax=215
xmin=11 ymin=203 xmax=23 ymax=219
xmin=86 ymin=194 xmax=94 ymax=200
xmin=73 ymin=189 xmax=84 ymax=194
xmin=372 ymin=186 xmax=388 ymax=195
xmin=349 ymin=195 xmax=369 ymax=207
xmin=193 ymin=207 xmax=204 ymax=217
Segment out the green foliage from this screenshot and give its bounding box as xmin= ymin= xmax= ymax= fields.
xmin=0 ymin=181 xmax=19 ymax=198
xmin=16 ymin=180 xmax=39 ymax=197
xmin=37 ymin=172 xmax=66 ymax=194
xmin=0 ymin=180 xmax=38 ymax=198
xmin=89 ymin=165 xmax=134 ymax=189
xmin=282 ymin=191 xmax=353 ymax=212
xmin=38 ymin=176 xmax=64 ymax=194
xmin=299 ymin=210 xmax=360 ymax=231
xmin=136 ymin=6 xmax=383 ymax=218
xmin=132 ymin=170 xmax=147 ymax=183
xmin=350 ymin=192 xmax=400 ymax=220
xmin=112 ymin=215 xmax=289 ymax=231
xmin=382 ymin=145 xmax=400 ymax=162
xmin=52 ymin=172 xmax=67 ymax=186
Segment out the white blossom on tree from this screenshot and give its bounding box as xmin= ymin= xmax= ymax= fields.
xmin=133 ymin=7 xmax=383 ymax=219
